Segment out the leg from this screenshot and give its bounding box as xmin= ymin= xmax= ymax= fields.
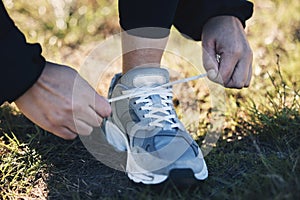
xmin=105 ymin=30 xmax=208 ymax=185
xmin=121 ymin=30 xmax=168 ymax=73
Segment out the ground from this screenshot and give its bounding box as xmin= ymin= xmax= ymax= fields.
xmin=1 ymin=0 xmax=300 ymax=199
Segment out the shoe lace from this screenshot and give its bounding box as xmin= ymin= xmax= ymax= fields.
xmin=127 ymin=87 xmax=178 ymax=128
xmin=108 ymin=73 xmax=207 ymax=128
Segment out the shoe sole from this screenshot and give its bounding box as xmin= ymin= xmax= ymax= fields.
xmin=104 ymin=120 xmax=208 ymax=185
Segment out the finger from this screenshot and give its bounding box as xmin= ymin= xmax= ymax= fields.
xmin=202 ymin=44 xmax=219 ymax=80
xmin=225 ymin=55 xmax=251 ymax=88
xmin=73 ymin=119 xmax=93 ymax=136
xmin=76 ymin=106 xmax=103 ymax=127
xmin=225 ymin=64 xmax=247 ymax=89
xmin=227 ymin=51 xmax=252 ymax=88
xmin=60 ymin=116 xmax=94 ymax=136
xmin=202 ymin=45 xmax=218 ymax=73
xmin=87 ymin=107 xmax=104 ymax=126
xmin=37 ymin=116 xmax=78 ymax=140
xmin=218 ymin=52 xmax=239 ymax=86
xmin=92 ymin=94 xmax=111 ymax=118
xmin=52 ymin=127 xmax=78 ymax=140
xmin=202 ymin=45 xmax=223 ymax=84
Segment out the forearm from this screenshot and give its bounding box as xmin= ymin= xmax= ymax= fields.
xmin=0 ymin=1 xmax=45 ymax=105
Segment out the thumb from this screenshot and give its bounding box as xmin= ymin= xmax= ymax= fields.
xmin=202 ymin=46 xmax=223 ymax=85
xmin=94 ymin=94 xmax=112 ymax=118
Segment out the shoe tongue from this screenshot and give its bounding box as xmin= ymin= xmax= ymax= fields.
xmin=120 ymin=67 xmax=169 ymax=87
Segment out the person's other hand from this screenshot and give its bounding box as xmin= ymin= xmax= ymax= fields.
xmin=15 ymin=62 xmax=111 ymax=140
xmin=202 ymin=16 xmax=253 ymax=88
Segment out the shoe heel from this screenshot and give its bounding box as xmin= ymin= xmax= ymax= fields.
xmin=104 ymin=120 xmax=128 ymax=151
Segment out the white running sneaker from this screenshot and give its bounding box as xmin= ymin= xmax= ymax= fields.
xmin=103 ymin=67 xmax=208 ymax=185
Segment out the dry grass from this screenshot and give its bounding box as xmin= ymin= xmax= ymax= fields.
xmin=1 ymin=0 xmax=300 ymax=199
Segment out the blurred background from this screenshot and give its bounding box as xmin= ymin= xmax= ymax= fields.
xmin=3 ymin=0 xmax=299 ymax=84
xmin=1 ymin=0 xmax=300 ymax=199
xmin=3 ymin=0 xmax=299 ymax=88
xmin=4 ymin=0 xmax=119 ymax=68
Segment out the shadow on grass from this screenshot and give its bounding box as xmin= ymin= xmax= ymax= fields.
xmin=0 ymin=104 xmax=134 ymax=199
xmin=0 ymin=99 xmax=299 ymax=199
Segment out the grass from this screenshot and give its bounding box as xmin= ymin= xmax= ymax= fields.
xmin=1 ymin=0 xmax=300 ymax=199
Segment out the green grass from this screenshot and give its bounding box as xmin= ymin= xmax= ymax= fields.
xmin=1 ymin=0 xmax=300 ymax=199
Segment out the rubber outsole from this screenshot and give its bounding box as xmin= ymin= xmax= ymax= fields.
xmin=104 ymin=120 xmax=208 ymax=185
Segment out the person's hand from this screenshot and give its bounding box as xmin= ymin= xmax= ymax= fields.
xmin=202 ymin=16 xmax=253 ymax=88
xmin=15 ymin=62 xmax=111 ymax=140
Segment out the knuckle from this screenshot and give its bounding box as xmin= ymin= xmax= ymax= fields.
xmin=234 ymin=82 xmax=244 ymax=89
xmin=227 ymin=79 xmax=244 ymax=89
xmin=78 ymin=126 xmax=93 ymax=136
xmin=63 ymin=100 xmax=73 ymax=113
xmin=232 ymin=48 xmax=242 ymax=57
xmin=98 ymin=117 xmax=103 ymax=125
xmin=221 ymin=73 xmax=231 ymax=85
